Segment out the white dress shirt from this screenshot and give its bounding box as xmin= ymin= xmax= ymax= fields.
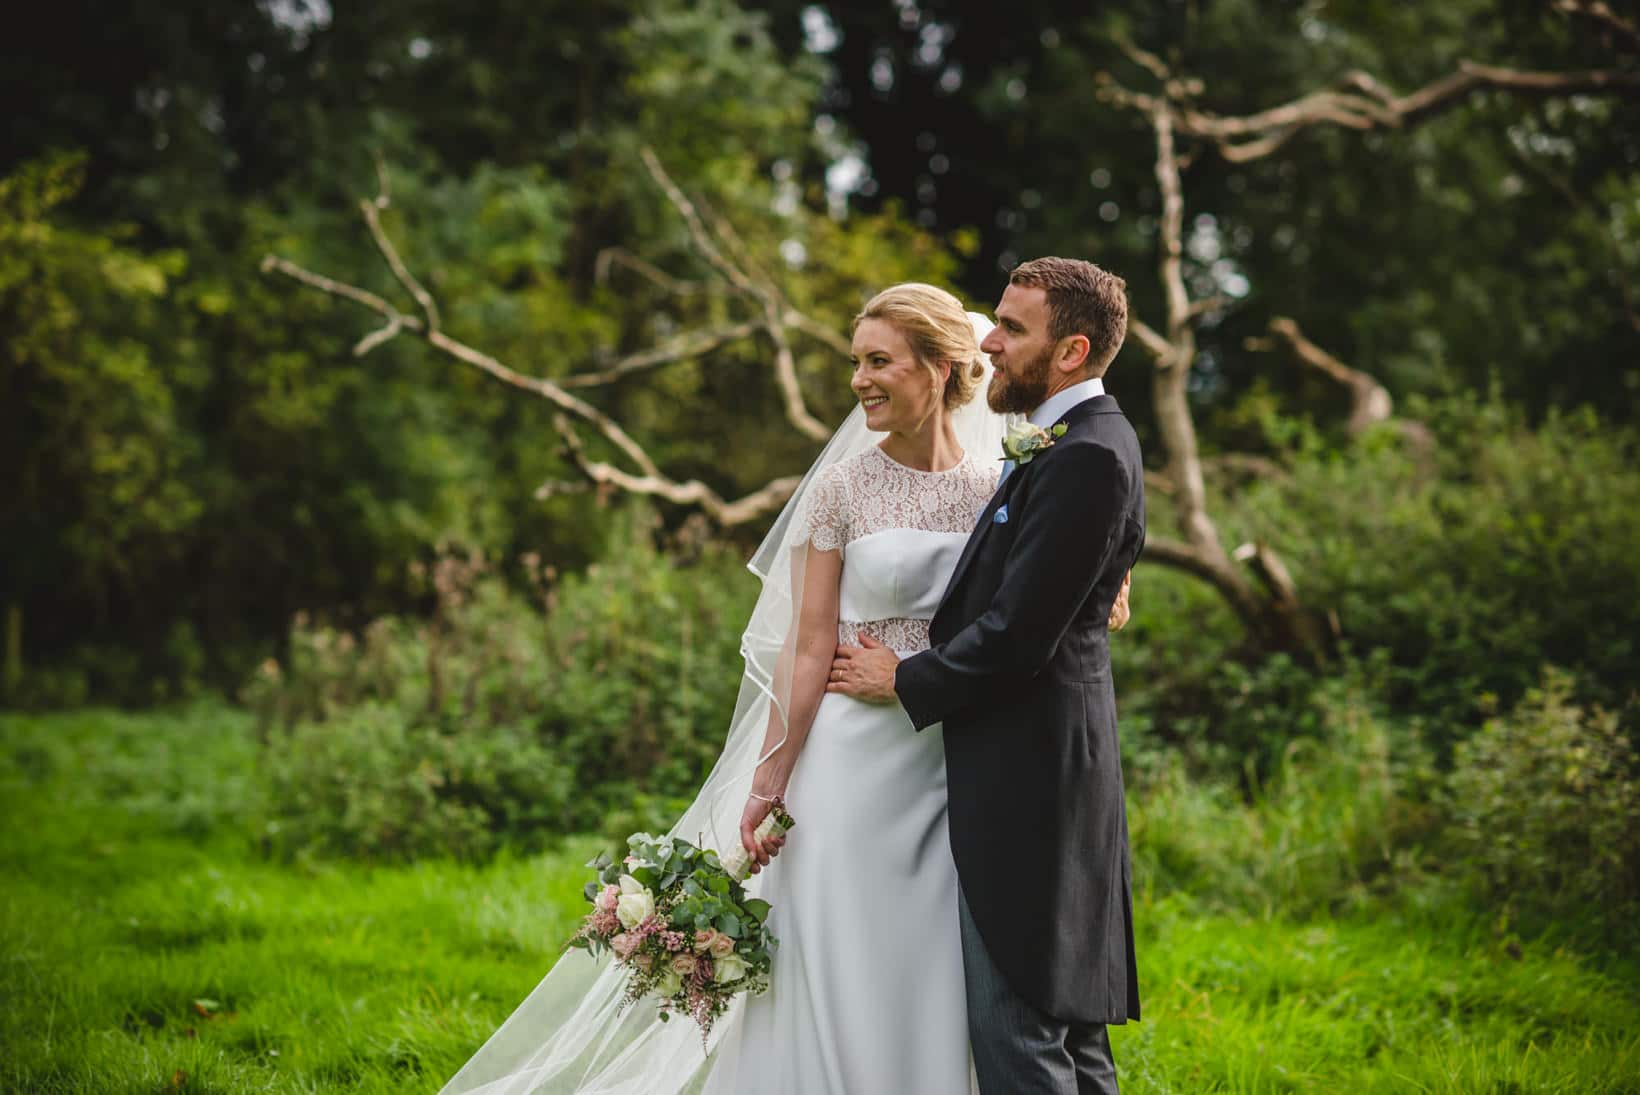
xmin=1027 ymin=376 xmax=1105 ymax=431
xmin=999 ymin=377 xmax=1106 ymax=484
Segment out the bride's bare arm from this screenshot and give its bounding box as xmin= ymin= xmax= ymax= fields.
xmin=739 ymin=542 xmax=842 ymax=866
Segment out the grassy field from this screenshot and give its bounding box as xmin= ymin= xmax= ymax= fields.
xmin=2 ymin=706 xmax=1637 ymax=1093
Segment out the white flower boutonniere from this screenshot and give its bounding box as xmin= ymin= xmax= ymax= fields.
xmin=1000 ymin=421 xmax=1068 ymax=466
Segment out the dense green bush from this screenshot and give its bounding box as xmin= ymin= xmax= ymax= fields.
xmin=1127 ymin=676 xmax=1441 ymax=918
xmin=260 ymin=702 xmax=571 ymax=861
xmin=251 ymin=508 xmax=758 ymax=860
xmin=1446 ymin=669 xmax=1640 ymax=940
xmin=1233 ymin=399 xmax=1640 ymax=744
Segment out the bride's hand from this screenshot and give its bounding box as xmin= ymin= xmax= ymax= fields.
xmin=739 ymin=795 xmax=787 ymax=874
xmin=1108 ymin=569 xmax=1132 ymax=632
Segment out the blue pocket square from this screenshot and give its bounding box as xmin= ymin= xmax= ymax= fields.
xmin=993 ymin=505 xmax=1009 ymax=524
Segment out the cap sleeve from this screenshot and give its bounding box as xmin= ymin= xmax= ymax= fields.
xmin=795 ymin=463 xmax=849 ymax=552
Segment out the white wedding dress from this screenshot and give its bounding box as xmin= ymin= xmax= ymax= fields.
xmin=701 ymin=444 xmax=996 ymax=1095
xmin=438 ymin=316 xmax=1006 ymax=1095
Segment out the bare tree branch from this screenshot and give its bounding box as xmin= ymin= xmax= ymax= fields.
xmin=639 ymin=147 xmax=760 ymax=297
xmin=1095 ymin=46 xmax=1635 ymax=650
xmin=1246 ymin=317 xmax=1393 ymax=437
xmin=259 ymin=254 xmax=419 ymax=341
xmin=1125 ymin=314 xmax=1174 ymax=364
xmin=359 ymin=193 xmax=441 ymax=335
xmin=263 ymin=154 xmax=851 ymax=526
xmin=1186 ymin=295 xmax=1233 ymax=320
xmin=561 ymin=321 xmax=761 ymax=388
xmin=555 ymin=414 xmax=802 ymax=526
xmin=1144 ymin=470 xmax=1176 ymax=496
xmin=763 ymin=306 xmax=832 ymax=442
xmin=595 ymin=247 xmax=716 ymax=297
xmin=1200 ymin=63 xmax=1640 ymax=160
xmin=785 ymin=309 xmax=854 ymax=356
xmin=1101 ymin=55 xmax=1640 ymax=165
xmin=638 ymin=146 xmax=832 ymax=443
xmin=1137 ymin=101 xmax=1271 ymax=639
xmin=1555 ymin=0 xmax=1640 ymax=52
xmin=1244 ymin=317 xmax=1439 ymax=464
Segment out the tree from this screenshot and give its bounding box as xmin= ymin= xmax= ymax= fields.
xmin=0 ymin=154 xmax=200 ymax=696
xmin=262 ymin=3 xmax=1639 ymax=661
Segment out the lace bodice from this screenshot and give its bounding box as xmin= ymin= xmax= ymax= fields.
xmin=797 ymin=445 xmax=999 ymax=651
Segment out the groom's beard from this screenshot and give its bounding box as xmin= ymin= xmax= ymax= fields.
xmin=987 ymin=344 xmax=1053 ymax=414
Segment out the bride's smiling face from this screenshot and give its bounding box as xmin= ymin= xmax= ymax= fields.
xmin=849 ymin=317 xmax=945 ymax=433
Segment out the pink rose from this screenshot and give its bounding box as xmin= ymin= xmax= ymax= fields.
xmin=594 ymin=885 xmax=620 ymax=913
xmin=611 ymin=933 xmax=640 ymax=960
xmin=632 ymin=952 xmax=654 ymax=971
xmin=670 ymin=953 xmax=697 ymax=976
xmin=693 ymin=929 xmax=716 ymax=953
xmin=709 ymin=932 xmax=736 ymax=959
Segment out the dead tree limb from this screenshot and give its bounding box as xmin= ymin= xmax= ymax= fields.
xmin=1553 ymin=0 xmax=1640 ymax=53
xmin=262 ymin=150 xmax=848 ymax=526
xmin=1246 ymin=317 xmax=1393 ymax=437
xmin=1095 ymin=37 xmax=1634 ymax=655
xmin=1246 ymin=317 xmax=1438 ymax=458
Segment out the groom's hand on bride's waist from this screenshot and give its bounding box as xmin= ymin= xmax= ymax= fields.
xmin=828 ymin=635 xmax=900 ymax=705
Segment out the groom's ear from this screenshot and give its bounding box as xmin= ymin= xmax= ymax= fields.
xmin=1055 ymin=334 xmax=1092 ymax=375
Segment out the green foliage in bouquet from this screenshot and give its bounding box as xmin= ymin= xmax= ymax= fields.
xmin=567 ymin=831 xmax=782 ymax=1042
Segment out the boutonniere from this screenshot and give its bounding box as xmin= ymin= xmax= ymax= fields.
xmin=1000 ymin=421 xmax=1067 ymax=466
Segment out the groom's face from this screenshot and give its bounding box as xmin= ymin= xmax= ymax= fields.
xmin=983 ymin=284 xmax=1055 ymax=415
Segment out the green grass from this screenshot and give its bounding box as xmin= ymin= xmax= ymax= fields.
xmin=2 ymin=706 xmax=1638 ymax=1093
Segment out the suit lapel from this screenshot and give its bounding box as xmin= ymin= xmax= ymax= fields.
xmin=933 ymin=395 xmax=1126 ymax=623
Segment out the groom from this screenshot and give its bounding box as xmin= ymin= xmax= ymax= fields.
xmin=830 ymin=257 xmax=1144 ymax=1094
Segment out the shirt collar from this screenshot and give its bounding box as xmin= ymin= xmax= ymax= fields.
xmin=1027 ymin=377 xmax=1105 ymax=431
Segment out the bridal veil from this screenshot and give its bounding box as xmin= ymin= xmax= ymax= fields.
xmin=438 ymin=312 xmax=1003 ymax=1095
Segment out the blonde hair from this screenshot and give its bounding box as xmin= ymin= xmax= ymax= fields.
xmin=853 ymin=283 xmax=986 ymax=410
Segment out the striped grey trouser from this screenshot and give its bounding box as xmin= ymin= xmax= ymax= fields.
xmin=958 ymin=886 xmax=1119 ymax=1095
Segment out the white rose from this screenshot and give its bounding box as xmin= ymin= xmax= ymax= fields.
xmin=712 ymin=954 xmax=749 ymax=984
xmin=654 ymin=969 xmax=684 ymax=997
xmin=615 ymin=875 xmax=656 ymax=929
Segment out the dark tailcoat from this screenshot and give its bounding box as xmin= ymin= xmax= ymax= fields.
xmin=896 ymin=394 xmax=1145 ymax=1025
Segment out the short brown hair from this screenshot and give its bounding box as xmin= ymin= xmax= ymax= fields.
xmin=854 ymin=283 xmax=986 ymax=410
xmin=1008 ymin=257 xmax=1128 ymax=375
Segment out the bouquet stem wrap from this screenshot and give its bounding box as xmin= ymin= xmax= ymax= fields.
xmin=718 ymin=802 xmax=796 ymax=882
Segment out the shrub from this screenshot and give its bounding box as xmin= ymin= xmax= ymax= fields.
xmin=1128 ymin=677 xmax=1441 ymax=918
xmin=1446 ymin=669 xmax=1640 ymax=939
xmin=259 ymin=703 xmax=572 ymax=862
xmin=250 ymin=507 xmax=759 ymax=860
xmin=1231 ymin=399 xmax=1640 ymax=746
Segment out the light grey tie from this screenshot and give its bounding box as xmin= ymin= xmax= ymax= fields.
xmin=998 ymin=458 xmax=1017 ymax=486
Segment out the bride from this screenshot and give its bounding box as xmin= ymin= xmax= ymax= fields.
xmin=441 ymin=284 xmax=1022 ymax=1094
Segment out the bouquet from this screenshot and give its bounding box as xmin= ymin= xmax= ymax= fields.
xmin=566 ymin=802 xmax=795 ymax=1042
